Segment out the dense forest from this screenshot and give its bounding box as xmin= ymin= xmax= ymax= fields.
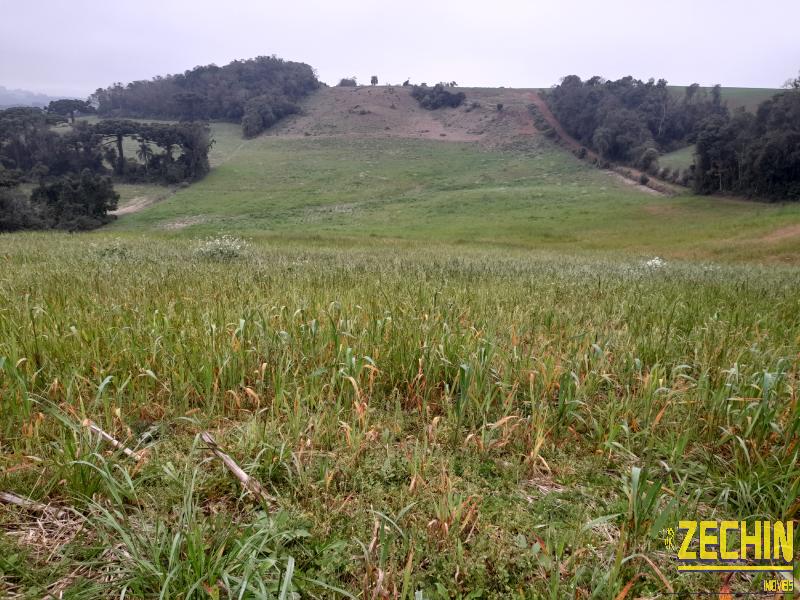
xmin=693 ymin=82 xmax=800 ymax=198
xmin=0 ymin=107 xmax=213 ymax=231
xmin=545 ymin=73 xmax=800 ymax=199
xmin=91 ymin=56 xmax=319 ymax=137
xmin=544 ymin=76 xmax=727 ymax=168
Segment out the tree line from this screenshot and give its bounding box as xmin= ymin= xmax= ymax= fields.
xmin=91 ymin=56 xmax=319 ymax=138
xmin=544 ymin=76 xmax=727 ymax=170
xmin=693 ymin=79 xmax=799 ymax=198
xmin=544 ymin=73 xmax=800 ymax=200
xmin=0 ymin=107 xmax=213 ymax=231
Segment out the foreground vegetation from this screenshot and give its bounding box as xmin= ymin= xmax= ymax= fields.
xmin=1 ymin=235 xmax=798 ymax=598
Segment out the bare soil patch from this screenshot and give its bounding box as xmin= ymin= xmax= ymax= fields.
xmin=111 ymin=188 xmax=177 ymax=216
xmin=761 ymin=223 xmax=800 ymax=243
xmin=267 ymin=86 xmax=542 ymax=146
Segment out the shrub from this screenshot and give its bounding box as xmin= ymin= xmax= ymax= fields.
xmin=577 ymin=147 xmax=587 ymax=159
xmin=338 ymin=78 xmax=357 ymax=87
xmin=31 ymin=170 xmax=118 ymax=231
xmin=194 ymin=235 xmax=248 ymax=261
xmin=496 ymin=103 xmax=504 ymax=111
xmin=410 ymin=84 xmax=465 ymax=110
xmin=638 ymin=147 xmax=659 ymax=171
xmin=0 ymin=187 xmax=41 ymax=232
xmin=639 ymin=173 xmax=650 ymax=185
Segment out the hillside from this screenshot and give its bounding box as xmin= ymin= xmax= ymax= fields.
xmin=266 ymin=86 xmax=541 ymax=145
xmin=103 ymin=85 xmax=800 ymax=263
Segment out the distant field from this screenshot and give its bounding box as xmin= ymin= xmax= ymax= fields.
xmin=109 ymin=122 xmax=800 ymax=263
xmin=668 ymin=86 xmax=778 ymax=112
xmin=659 ymin=145 xmax=695 ymax=173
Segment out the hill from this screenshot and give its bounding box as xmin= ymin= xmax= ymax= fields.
xmin=0 ymin=85 xmax=63 ymax=108
xmin=104 ymin=85 xmax=800 ymax=263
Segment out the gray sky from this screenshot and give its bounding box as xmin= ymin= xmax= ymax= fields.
xmin=1 ymin=0 xmax=798 ymax=97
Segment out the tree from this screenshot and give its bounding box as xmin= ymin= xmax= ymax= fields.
xmin=371 ymin=75 xmax=378 ymax=86
xmin=0 ymin=187 xmax=40 ymax=232
xmin=89 ymin=56 xmax=319 ymax=137
xmin=92 ymin=119 xmax=140 ymax=175
xmin=136 ymin=137 xmax=154 ymax=172
xmin=31 ymin=170 xmax=118 ymax=230
xmin=47 ymin=99 xmax=94 ymax=124
xmin=410 ymin=84 xmax=466 ymax=110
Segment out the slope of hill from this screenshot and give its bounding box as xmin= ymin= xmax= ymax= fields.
xmin=267 ymin=86 xmax=540 ymax=146
xmin=107 ymin=88 xmax=800 ymax=263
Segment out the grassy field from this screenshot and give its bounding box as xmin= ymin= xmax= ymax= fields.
xmin=1 ymin=236 xmax=798 ymax=598
xmin=108 ymin=123 xmax=800 ymax=264
xmin=668 ymin=86 xmax=779 ymax=112
xmin=658 ymin=145 xmax=695 ymax=174
xmin=2 ymin=116 xmax=799 ymax=598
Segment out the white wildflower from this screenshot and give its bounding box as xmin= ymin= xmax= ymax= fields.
xmin=645 ymin=256 xmax=666 ymax=269
xmin=194 ymin=235 xmax=248 ymax=261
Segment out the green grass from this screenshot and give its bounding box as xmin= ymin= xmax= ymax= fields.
xmin=1 ymin=236 xmax=798 ymax=598
xmin=668 ymin=86 xmax=779 ymax=112
xmin=659 ymin=145 xmax=695 ymax=174
xmin=2 ymin=117 xmax=799 ymax=598
xmin=107 ymin=125 xmax=800 ymax=263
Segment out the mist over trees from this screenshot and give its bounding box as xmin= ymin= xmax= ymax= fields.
xmin=90 ymin=56 xmax=319 ymax=137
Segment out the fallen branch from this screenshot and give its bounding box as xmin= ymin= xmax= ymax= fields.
xmin=0 ymin=491 xmax=67 ymax=519
xmin=82 ymin=419 xmax=147 ymax=462
xmin=200 ymin=432 xmax=276 ymax=505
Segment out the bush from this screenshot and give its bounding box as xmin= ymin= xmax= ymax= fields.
xmin=577 ymin=147 xmax=587 ymax=159
xmin=31 ymin=170 xmax=119 ymax=231
xmin=639 ymin=173 xmax=650 ymax=185
xmin=338 ymin=78 xmax=357 ymax=87
xmin=194 ymin=235 xmax=248 ymax=261
xmin=0 ymin=187 xmax=41 ymax=232
xmin=410 ymin=84 xmax=465 ymax=110
xmin=638 ymin=147 xmax=659 ymax=171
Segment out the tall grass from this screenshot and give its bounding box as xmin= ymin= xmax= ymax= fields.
xmin=1 ymin=233 xmax=798 ymax=598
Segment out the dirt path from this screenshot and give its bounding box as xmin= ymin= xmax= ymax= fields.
xmin=761 ymin=223 xmax=800 ymax=243
xmin=528 ymin=92 xmax=682 ymax=197
xmin=111 ymin=188 xmax=176 ymax=216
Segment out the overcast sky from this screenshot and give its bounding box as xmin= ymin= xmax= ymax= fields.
xmin=1 ymin=0 xmax=798 ymax=97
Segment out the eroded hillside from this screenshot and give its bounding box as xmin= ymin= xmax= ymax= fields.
xmin=267 ymin=86 xmax=542 ymax=146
